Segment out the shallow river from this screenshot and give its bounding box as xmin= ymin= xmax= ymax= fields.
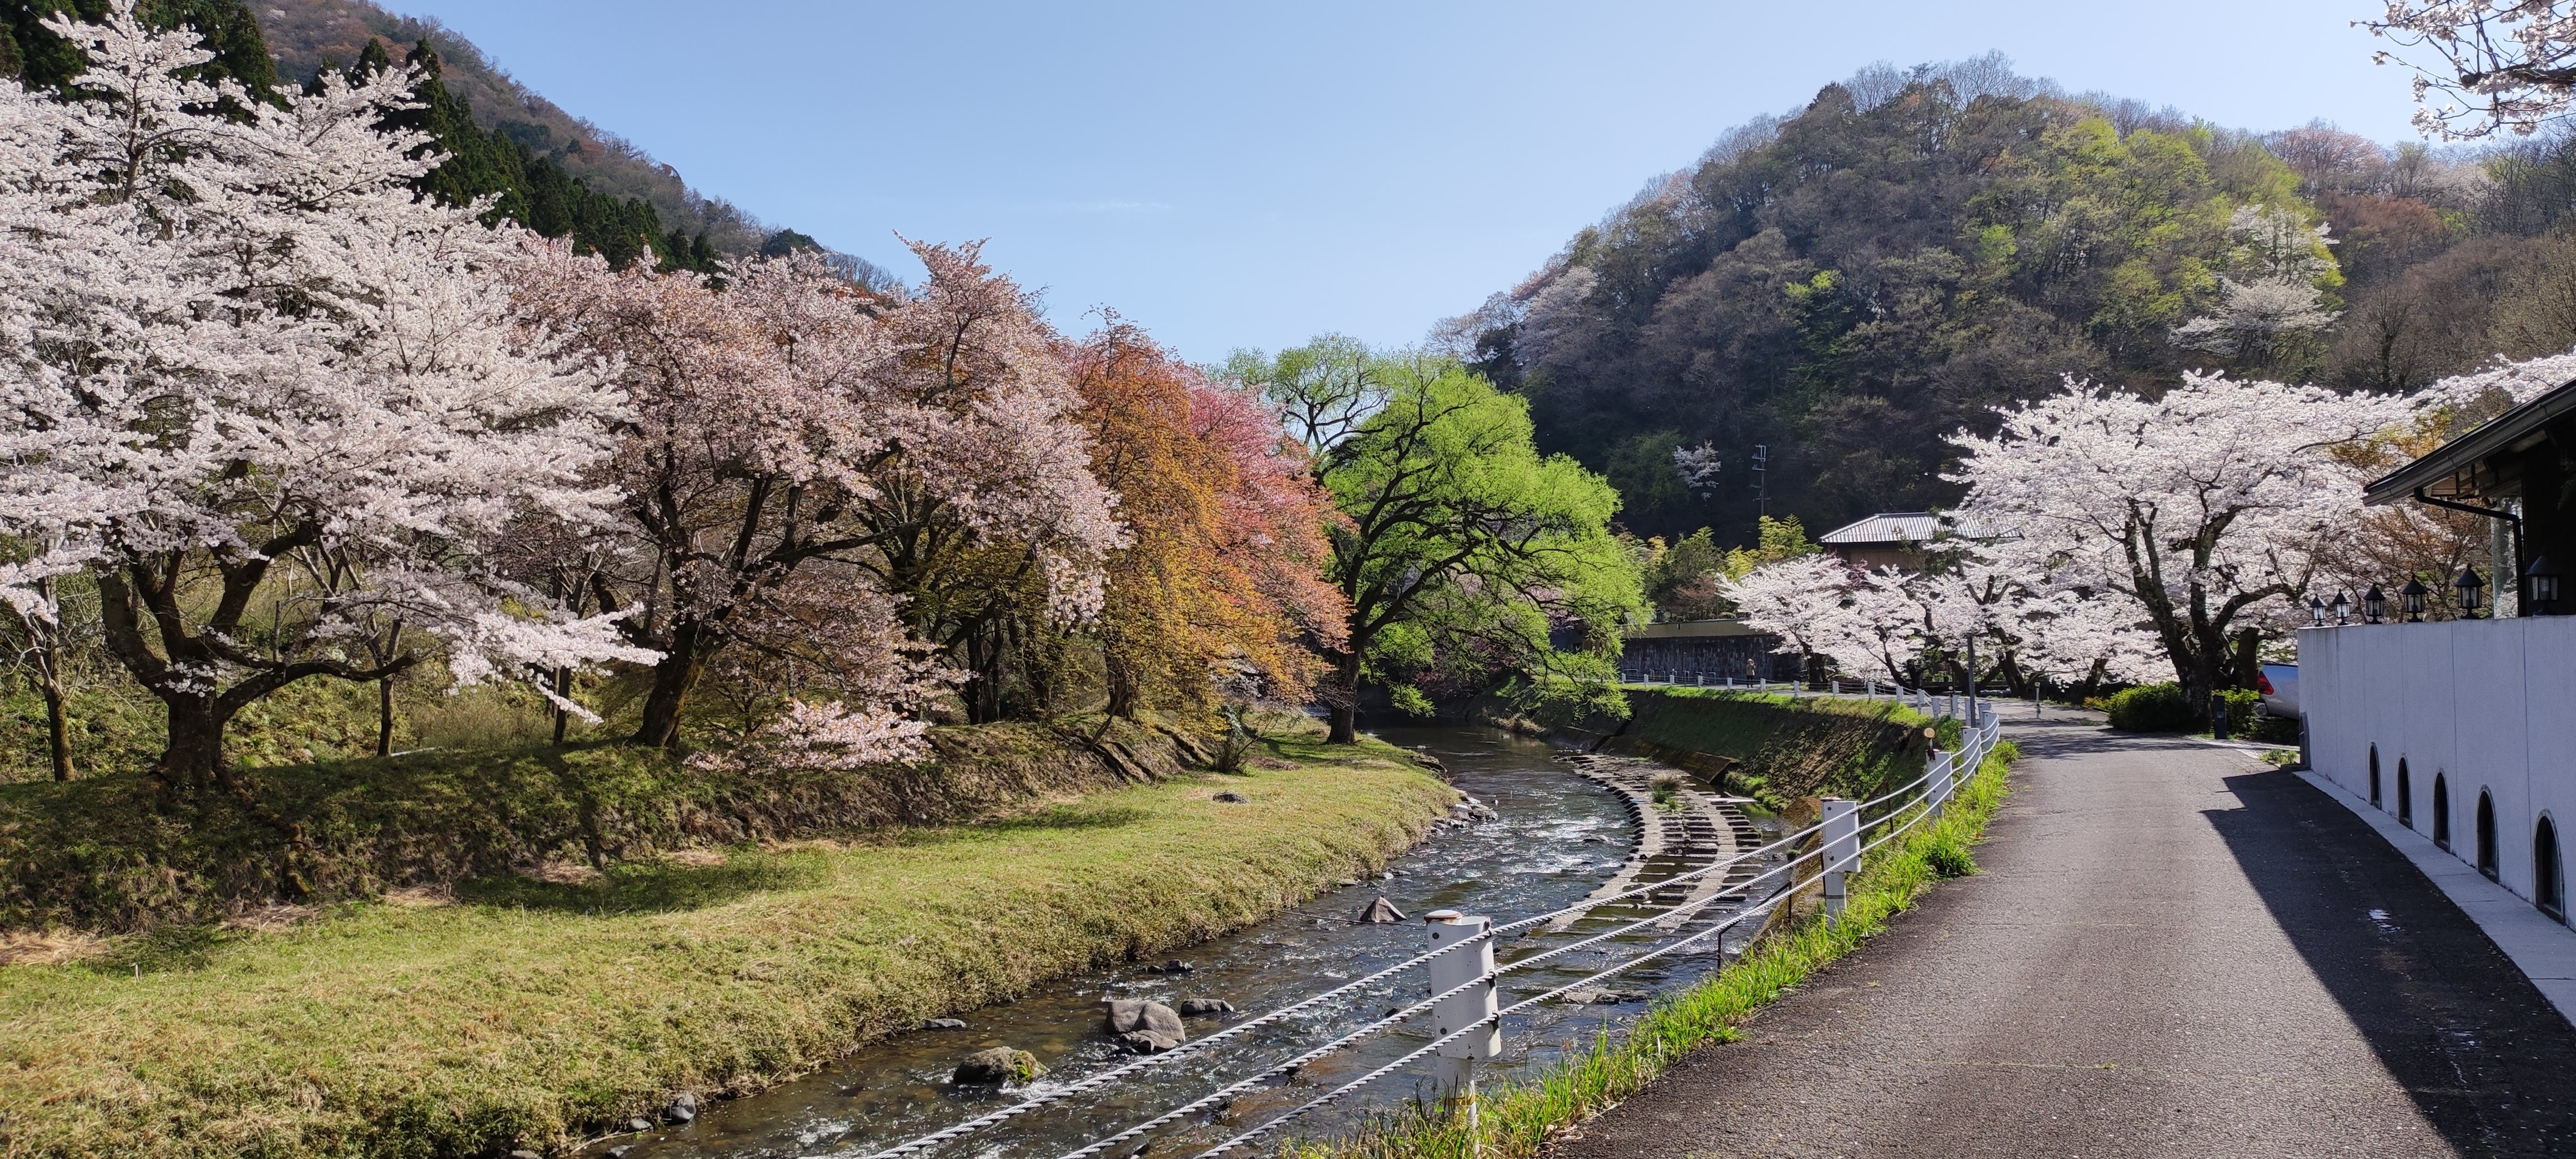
xmin=617 ymin=725 xmax=1778 ymax=1158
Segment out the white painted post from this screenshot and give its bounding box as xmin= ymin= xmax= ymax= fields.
xmin=1929 ymin=749 xmax=1954 ymax=818
xmin=1424 ymin=909 xmax=1499 ymax=1115
xmin=1820 ymin=798 xmax=1860 ymax=928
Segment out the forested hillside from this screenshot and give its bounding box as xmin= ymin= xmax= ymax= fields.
xmin=254 ymin=0 xmax=773 ymax=256
xmin=1 ymin=0 xmax=887 ymax=280
xmin=1457 ymin=56 xmax=2576 ymax=542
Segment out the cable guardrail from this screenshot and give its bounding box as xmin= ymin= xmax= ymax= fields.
xmin=848 ymin=707 xmax=2005 ymax=1159
xmin=1194 ymin=743 xmax=1989 ymax=1158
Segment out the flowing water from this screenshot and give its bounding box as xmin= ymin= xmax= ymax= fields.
xmin=615 ymin=725 xmax=1782 ymax=1158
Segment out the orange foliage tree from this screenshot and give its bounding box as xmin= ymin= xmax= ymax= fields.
xmin=1068 ymin=321 xmax=1346 ymax=722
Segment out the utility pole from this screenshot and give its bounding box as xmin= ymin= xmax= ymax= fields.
xmin=1750 ymin=443 xmax=1768 ymax=525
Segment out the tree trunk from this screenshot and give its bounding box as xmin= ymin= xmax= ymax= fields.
xmin=36 ymin=653 xmax=72 ymax=782
xmin=633 ymin=621 xmax=710 ymax=748
xmin=155 ymin=692 xmax=229 ymax=792
xmin=1327 ymin=651 xmax=1362 ymax=744
xmin=2230 ymin=628 xmax=2262 ymax=691
xmin=551 ymin=666 xmax=572 ymax=745
xmin=375 ymin=677 xmax=396 ymax=757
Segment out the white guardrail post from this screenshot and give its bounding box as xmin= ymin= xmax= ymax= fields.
xmin=1820 ymin=798 xmax=1859 ymax=928
xmin=1423 ymin=909 xmax=1498 ymax=1118
xmin=1929 ymin=748 xmax=1955 ymax=818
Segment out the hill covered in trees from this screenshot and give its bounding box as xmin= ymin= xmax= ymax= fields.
xmin=1455 ymin=55 xmax=2576 ymax=543
xmin=1 ymin=0 xmax=888 ymax=281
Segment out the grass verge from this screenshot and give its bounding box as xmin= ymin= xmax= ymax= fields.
xmin=1299 ymin=738 xmax=2017 ymax=1158
xmin=0 ymin=725 xmax=1453 ymax=1158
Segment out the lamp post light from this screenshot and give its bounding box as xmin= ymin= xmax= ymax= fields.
xmin=2364 ymin=584 xmax=2387 ymax=624
xmin=2332 ymin=590 xmax=2352 ymax=626
xmin=2525 ymin=555 xmax=2558 ymax=617
xmin=2401 ymin=577 xmax=2429 ymax=622
xmin=2455 ymin=567 xmax=2488 ymax=619
xmin=2308 ymin=595 xmax=2328 ymax=627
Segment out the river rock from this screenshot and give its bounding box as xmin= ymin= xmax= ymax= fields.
xmin=1144 ymin=958 xmax=1195 ymax=974
xmin=953 ymin=1047 xmax=1044 ymax=1085
xmin=1213 ymin=790 xmax=1249 ymax=803
xmin=923 ymin=1017 xmax=968 ymax=1031
xmin=1175 ymin=996 xmax=1235 ymax=1017
xmin=627 ymin=1116 xmax=652 ymax=1132
xmin=1357 ymin=896 xmax=1406 ymax=924
xmin=509 ymin=1152 xmax=541 ymax=1159
xmin=1558 ymin=988 xmax=1647 ymax=1005
xmin=608 ymin=1148 xmax=635 ymax=1158
xmin=667 ymin=1091 xmax=698 ymax=1122
xmin=1101 ymin=999 xmax=1188 ymax=1052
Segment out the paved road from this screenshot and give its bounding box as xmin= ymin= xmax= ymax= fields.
xmin=1549 ymin=710 xmax=2576 ymax=1158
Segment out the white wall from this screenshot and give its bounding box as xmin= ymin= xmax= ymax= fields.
xmin=2303 ymin=618 xmax=2576 ymax=911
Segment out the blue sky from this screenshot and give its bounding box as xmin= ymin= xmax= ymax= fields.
xmin=398 ymin=1 xmax=2422 ymax=361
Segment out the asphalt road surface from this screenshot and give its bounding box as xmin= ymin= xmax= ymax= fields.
xmin=1547 ymin=709 xmax=2576 ymax=1158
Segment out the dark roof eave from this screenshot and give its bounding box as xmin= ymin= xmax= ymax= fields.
xmin=2364 ymin=376 xmax=2576 ymax=506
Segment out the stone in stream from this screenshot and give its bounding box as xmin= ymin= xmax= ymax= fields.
xmin=626 ymin=1117 xmax=652 ymax=1132
xmin=665 ymin=1091 xmax=697 ymax=1122
xmin=952 ymin=1047 xmax=1045 ymax=1085
xmin=1101 ymin=999 xmax=1189 ymax=1052
xmin=1143 ymin=958 xmax=1195 ymax=974
xmin=1558 ymin=988 xmax=1649 ymax=1005
xmin=922 ymin=1017 xmax=968 ymax=1031
xmin=1175 ymin=996 xmax=1235 ymax=1017
xmin=1357 ymin=896 xmax=1406 ymax=924
xmin=607 ymin=1148 xmax=635 ymax=1159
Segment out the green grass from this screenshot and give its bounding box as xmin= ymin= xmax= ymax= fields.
xmin=1608 ymin=688 xmax=1947 ymax=808
xmin=1299 ymin=739 xmax=2018 ymax=1159
xmin=0 ymin=727 xmax=1455 ymax=1158
xmin=0 ymin=719 xmax=1185 ymax=933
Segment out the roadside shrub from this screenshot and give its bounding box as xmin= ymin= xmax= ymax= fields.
xmin=2252 ymin=713 xmax=2301 ymax=745
xmin=2213 ymin=688 xmax=2260 ymax=737
xmin=2106 ymin=683 xmax=2196 ymax=733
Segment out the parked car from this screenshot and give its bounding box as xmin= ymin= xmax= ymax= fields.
xmin=2258 ymin=662 xmax=2298 ymax=719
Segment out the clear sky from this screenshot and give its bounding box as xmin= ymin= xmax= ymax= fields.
xmin=393 ymin=1 xmax=2423 ymax=362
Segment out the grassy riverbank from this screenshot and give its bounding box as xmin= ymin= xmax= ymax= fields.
xmin=1303 ymin=739 xmax=2018 ymax=1158
xmin=0 ymin=724 xmax=1453 ymax=1158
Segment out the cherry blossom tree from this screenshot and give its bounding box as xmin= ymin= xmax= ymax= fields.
xmin=1949 ymin=373 xmax=2412 ymax=714
xmin=2365 ymin=1 xmax=2576 ymax=137
xmin=2172 ymin=208 xmax=2341 ymax=372
xmin=514 ymin=239 xmax=1119 ymax=743
xmin=1714 ymin=553 xmax=1854 ymax=683
xmin=0 ymin=4 xmax=651 ymax=792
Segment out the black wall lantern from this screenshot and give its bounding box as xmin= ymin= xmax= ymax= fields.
xmin=2309 ymin=595 xmax=2327 ymax=627
xmin=2528 ymin=555 xmax=2559 ymax=616
xmin=2332 ymin=589 xmax=2352 ymax=626
xmin=2456 ymin=567 xmax=2487 ymax=619
xmin=2364 ymin=584 xmax=2387 ymax=624
xmin=2402 ymin=577 xmax=2428 ymax=622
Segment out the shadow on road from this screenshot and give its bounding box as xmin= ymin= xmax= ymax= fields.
xmin=2201 ymin=767 xmax=2576 ymax=1157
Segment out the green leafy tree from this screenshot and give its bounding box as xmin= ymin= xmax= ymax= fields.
xmin=1296 ymin=354 xmax=1643 ymax=743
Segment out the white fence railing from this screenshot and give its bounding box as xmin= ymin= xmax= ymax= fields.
xmin=856 ymin=714 xmax=2006 ymax=1159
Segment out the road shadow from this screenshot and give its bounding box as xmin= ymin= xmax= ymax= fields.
xmin=2202 ymin=767 xmax=2576 ymax=1156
